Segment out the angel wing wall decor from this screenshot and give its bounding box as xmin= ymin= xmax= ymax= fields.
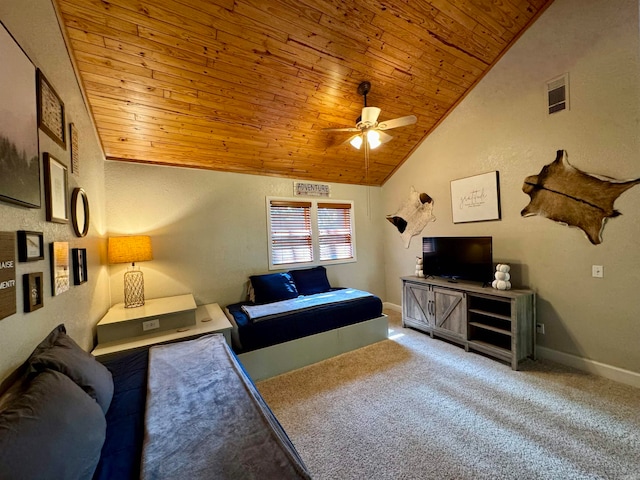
xmin=521 ymin=150 xmax=640 ymax=244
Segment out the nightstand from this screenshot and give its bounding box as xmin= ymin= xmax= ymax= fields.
xmin=91 ymin=294 xmax=232 ymax=360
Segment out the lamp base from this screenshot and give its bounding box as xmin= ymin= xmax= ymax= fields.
xmin=124 ymin=269 xmax=145 ymax=308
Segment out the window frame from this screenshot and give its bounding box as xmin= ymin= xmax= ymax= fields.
xmin=266 ymin=196 xmax=357 ymax=270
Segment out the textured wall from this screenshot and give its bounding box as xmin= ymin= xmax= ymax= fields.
xmin=382 ymin=0 xmax=640 ymax=373
xmin=105 ymin=162 xmax=386 ymax=309
xmin=0 ymin=1 xmax=109 ymax=382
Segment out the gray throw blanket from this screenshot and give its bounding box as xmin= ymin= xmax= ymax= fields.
xmin=242 ymin=288 xmax=373 ymax=322
xmin=141 ymin=334 xmax=311 ymax=480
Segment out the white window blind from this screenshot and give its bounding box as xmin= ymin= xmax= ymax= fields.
xmin=267 ymin=197 xmax=356 ymax=269
xmin=318 ymin=203 xmax=353 ymax=261
xmin=269 ymin=200 xmax=312 ymax=266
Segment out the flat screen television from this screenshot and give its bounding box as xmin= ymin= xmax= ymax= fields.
xmin=422 ymin=236 xmax=493 ymax=284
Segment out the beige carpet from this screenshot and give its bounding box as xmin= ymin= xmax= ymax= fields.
xmin=257 ymin=309 xmax=640 ymax=480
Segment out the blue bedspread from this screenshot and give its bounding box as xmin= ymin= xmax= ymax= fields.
xmin=227 ymin=288 xmax=383 ymax=353
xmin=94 ymin=350 xmax=149 ymax=480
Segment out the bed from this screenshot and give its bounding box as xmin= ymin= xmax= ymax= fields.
xmin=0 ymin=325 xmax=311 ymax=480
xmin=225 ymin=267 xmax=388 ymax=380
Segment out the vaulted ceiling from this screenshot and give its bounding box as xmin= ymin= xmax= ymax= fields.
xmin=54 ymin=0 xmax=553 ymax=186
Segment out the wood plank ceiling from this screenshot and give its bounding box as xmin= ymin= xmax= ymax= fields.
xmin=55 ymin=0 xmax=553 ymax=186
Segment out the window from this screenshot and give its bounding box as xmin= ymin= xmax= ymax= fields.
xmin=318 ymin=203 xmax=353 ymax=261
xmin=267 ymin=197 xmax=356 ymax=269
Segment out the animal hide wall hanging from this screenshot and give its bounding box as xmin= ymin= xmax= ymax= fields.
xmin=387 ymin=186 xmax=435 ymax=248
xmin=521 ymin=150 xmax=640 ymax=245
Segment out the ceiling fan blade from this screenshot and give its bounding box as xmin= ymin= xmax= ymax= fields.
xmin=323 ymin=127 xmax=360 ymax=132
xmin=378 ymin=130 xmax=393 ymax=144
xmin=361 ymin=106 xmax=381 ymax=125
xmin=377 ymin=115 xmax=417 ymax=130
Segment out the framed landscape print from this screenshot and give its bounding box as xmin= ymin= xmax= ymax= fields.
xmin=37 ymin=69 xmax=66 ymax=149
xmin=0 ymin=23 xmax=40 ymax=208
xmin=43 ymin=153 xmax=69 ymax=223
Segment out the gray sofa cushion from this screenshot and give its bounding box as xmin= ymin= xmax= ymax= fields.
xmin=28 ymin=324 xmax=114 ymax=414
xmin=0 ymin=369 xmax=106 ymax=480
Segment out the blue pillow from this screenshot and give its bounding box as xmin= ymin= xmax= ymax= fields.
xmin=289 ymin=266 xmax=331 ymax=295
xmin=249 ymin=272 xmax=299 ymax=304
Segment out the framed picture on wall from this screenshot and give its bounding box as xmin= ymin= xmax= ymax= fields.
xmin=0 ymin=23 xmax=41 ymax=208
xmin=70 ymin=122 xmax=79 ymax=175
xmin=17 ymin=230 xmax=44 ymax=262
xmin=23 ymin=272 xmax=44 ymax=312
xmin=43 ymin=153 xmax=69 ymax=223
xmin=72 ymin=248 xmax=87 ymax=285
xmin=50 ymin=241 xmax=69 ymax=296
xmin=450 ymin=171 xmax=501 ymax=223
xmin=37 ymin=69 xmax=66 ymax=149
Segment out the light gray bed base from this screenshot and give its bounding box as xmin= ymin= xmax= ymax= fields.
xmin=237 ymin=314 xmax=388 ymax=382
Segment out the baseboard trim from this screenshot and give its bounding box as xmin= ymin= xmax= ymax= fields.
xmin=386 ymin=302 xmax=639 ymax=389
xmin=535 ymin=346 xmax=640 ymax=389
xmin=383 ymin=301 xmax=401 ymax=313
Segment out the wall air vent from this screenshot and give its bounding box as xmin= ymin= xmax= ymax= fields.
xmin=547 ymin=73 xmax=569 ymax=114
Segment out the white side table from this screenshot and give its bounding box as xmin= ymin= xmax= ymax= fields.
xmin=92 ymin=297 xmax=232 ymax=360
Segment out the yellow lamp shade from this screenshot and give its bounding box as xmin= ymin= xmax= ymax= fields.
xmin=108 ymin=236 xmax=153 ymax=265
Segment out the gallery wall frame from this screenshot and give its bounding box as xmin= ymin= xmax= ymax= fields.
xmin=450 ymin=171 xmax=501 ymax=224
xmin=50 ymin=241 xmax=69 ymax=296
xmin=71 ymin=188 xmax=90 ymax=237
xmin=23 ymin=272 xmax=44 ymax=313
xmin=70 ymin=122 xmax=79 ymax=175
xmin=0 ymin=22 xmax=41 ymax=208
xmin=37 ymin=69 xmax=66 ymax=149
xmin=17 ymin=231 xmax=44 ymax=262
xmin=43 ymin=153 xmax=69 ymax=224
xmin=0 ymin=232 xmax=17 ymax=320
xmin=72 ymin=248 xmax=87 ymax=285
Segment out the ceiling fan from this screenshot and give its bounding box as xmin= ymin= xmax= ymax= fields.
xmin=323 ymin=81 xmax=417 ymax=150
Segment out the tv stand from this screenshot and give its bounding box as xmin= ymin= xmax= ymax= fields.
xmin=402 ymin=276 xmax=536 ymax=370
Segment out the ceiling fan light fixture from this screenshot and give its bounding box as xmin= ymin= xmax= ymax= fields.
xmin=367 ymin=130 xmax=381 ymax=149
xmin=361 ymin=107 xmax=381 ymax=126
xmin=349 ymin=135 xmax=363 ymax=150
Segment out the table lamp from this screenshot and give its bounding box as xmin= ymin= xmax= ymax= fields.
xmin=107 ymin=235 xmax=153 ymax=308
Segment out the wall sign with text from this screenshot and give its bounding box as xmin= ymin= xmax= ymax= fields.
xmin=294 ymin=181 xmax=331 ymax=197
xmin=0 ymin=232 xmax=17 ymax=320
xmin=450 ymin=171 xmax=501 ymax=223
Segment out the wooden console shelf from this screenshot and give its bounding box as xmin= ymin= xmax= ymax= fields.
xmin=402 ymin=276 xmax=536 ymax=370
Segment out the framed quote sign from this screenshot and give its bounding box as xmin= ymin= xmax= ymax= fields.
xmin=450 ymin=171 xmax=501 ymax=224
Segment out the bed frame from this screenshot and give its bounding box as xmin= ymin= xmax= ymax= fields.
xmin=237 ymin=314 xmax=388 ymax=381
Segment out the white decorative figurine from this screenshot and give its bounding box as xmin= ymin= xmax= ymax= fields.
xmin=415 ymin=257 xmax=424 ymax=278
xmin=492 ymin=263 xmax=512 ymax=290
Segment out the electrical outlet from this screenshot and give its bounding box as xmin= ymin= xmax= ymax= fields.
xmin=142 ymin=319 xmax=160 ymax=331
xmin=536 ymin=323 xmax=545 ymax=335
xmin=592 ymin=265 xmax=604 ymax=278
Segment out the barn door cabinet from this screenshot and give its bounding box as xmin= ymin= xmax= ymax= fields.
xmin=402 ymin=280 xmax=466 ymax=342
xmin=401 ymin=277 xmax=536 ymax=370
